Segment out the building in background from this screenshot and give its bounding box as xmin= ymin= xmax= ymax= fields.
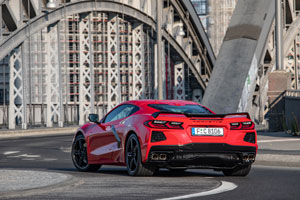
xmin=190 ymin=0 xmax=209 ymax=31
xmin=191 ymin=0 xmax=238 ymax=56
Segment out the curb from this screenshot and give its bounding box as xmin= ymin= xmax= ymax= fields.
xmin=0 ymin=126 xmax=78 ymax=139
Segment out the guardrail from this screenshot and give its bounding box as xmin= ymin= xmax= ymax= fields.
xmin=285 ymin=90 xmax=300 ymax=98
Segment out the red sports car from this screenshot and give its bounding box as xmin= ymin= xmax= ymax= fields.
xmin=71 ymin=100 xmax=257 ymax=176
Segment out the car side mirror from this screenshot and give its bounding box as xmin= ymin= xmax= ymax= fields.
xmin=88 ymin=114 xmax=99 ymax=123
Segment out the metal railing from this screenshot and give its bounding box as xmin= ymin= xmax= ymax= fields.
xmin=285 ymin=90 xmax=300 ymax=98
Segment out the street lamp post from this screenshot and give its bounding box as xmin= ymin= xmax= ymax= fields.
xmin=275 ymin=0 xmax=283 ymax=70
xmin=46 ymin=0 xmax=57 ymax=9
xmin=157 ymin=0 xmax=163 ymax=100
xmin=0 ymin=4 xmax=2 ymax=40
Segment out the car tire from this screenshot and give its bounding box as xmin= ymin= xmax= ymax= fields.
xmin=71 ymin=134 xmax=101 ymax=172
xmin=222 ymin=164 xmax=252 ymax=176
xmin=126 ymin=134 xmax=156 ymax=176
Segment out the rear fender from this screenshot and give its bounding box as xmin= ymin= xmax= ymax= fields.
xmin=123 ymin=115 xmax=152 ymax=164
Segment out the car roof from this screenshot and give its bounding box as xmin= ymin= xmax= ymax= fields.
xmin=116 ymin=100 xmax=214 ymax=114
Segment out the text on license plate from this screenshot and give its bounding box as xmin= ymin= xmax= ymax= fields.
xmin=191 ymin=127 xmax=224 ymax=136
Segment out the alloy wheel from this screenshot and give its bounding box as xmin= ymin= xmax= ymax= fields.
xmin=72 ymin=137 xmax=88 ymax=169
xmin=126 ymin=136 xmax=139 ymax=173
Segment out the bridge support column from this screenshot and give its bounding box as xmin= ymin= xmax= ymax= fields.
xmin=107 ymin=13 xmax=121 ymax=111
xmin=79 ymin=13 xmax=93 ymax=125
xmin=9 ymin=45 xmax=27 ymax=129
xmin=46 ymin=24 xmax=62 ymax=128
xmin=132 ymin=23 xmax=145 ymax=100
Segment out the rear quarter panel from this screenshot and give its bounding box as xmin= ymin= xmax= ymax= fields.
xmin=123 ymin=114 xmax=152 ymax=163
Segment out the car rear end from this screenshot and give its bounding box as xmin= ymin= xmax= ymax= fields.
xmin=144 ymin=103 xmax=257 ymax=171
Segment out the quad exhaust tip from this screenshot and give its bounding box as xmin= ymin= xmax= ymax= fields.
xmin=151 ymin=153 xmax=167 ymax=161
xmin=151 ymin=154 xmax=159 ymax=160
xmin=243 ymin=155 xmax=249 ymax=162
xmin=249 ymin=154 xmax=255 ymax=161
xmin=159 ymin=154 xmax=167 ymax=161
xmin=243 ymin=154 xmax=255 ymax=162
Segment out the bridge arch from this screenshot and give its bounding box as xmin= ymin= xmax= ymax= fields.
xmin=0 ymin=0 xmax=215 ymax=129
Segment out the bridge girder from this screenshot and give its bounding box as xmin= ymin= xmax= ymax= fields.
xmin=0 ymin=0 xmax=215 ymax=129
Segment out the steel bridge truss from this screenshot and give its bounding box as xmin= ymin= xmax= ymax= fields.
xmin=249 ymin=0 xmax=300 ymax=125
xmin=0 ymin=0 xmax=215 ymax=129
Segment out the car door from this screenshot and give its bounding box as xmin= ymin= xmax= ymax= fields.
xmin=88 ymin=105 xmax=128 ymax=163
xmin=108 ymin=105 xmax=139 ymax=163
xmin=88 ymin=104 xmax=138 ymax=163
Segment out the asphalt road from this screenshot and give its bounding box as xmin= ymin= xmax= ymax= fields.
xmin=0 ymin=133 xmax=300 ymax=199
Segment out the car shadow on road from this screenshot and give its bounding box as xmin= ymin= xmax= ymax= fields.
xmin=156 ymin=170 xmax=224 ymax=177
xmin=48 ymin=166 xmax=224 ymax=177
xmin=92 ymin=167 xmax=223 ymax=177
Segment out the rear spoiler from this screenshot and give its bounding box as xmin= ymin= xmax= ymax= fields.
xmin=152 ymin=111 xmax=250 ymax=119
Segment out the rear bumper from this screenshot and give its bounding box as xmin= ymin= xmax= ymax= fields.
xmin=147 ymin=143 xmax=257 ymax=170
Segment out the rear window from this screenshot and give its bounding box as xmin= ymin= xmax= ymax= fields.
xmin=148 ymin=104 xmax=212 ymax=114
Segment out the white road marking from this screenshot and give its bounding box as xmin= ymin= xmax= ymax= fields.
xmin=258 ymin=138 xmax=300 ymax=143
xmin=3 ymin=151 xmax=20 ymax=155
xmin=157 ymin=181 xmax=237 ymax=200
xmin=8 ymin=154 xmax=40 ymax=158
xmin=60 ymin=146 xmax=71 ymax=153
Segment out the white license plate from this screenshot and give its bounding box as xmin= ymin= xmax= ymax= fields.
xmin=191 ymin=127 xmax=224 ymax=136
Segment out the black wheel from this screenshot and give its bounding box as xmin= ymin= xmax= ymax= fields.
xmin=222 ymin=164 xmax=252 ymax=176
xmin=71 ymin=134 xmax=101 ymax=172
xmin=126 ymin=134 xmax=156 ymax=176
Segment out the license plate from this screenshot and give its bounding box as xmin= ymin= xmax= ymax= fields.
xmin=191 ymin=127 xmax=224 ymax=136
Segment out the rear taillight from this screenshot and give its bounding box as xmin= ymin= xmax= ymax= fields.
xmin=230 ymin=121 xmax=255 ymax=130
xmin=230 ymin=122 xmax=241 ymax=130
xmin=168 ymin=121 xmax=184 ymax=129
xmin=144 ymin=120 xmax=183 ymax=129
xmin=241 ymin=121 xmax=255 ymax=129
